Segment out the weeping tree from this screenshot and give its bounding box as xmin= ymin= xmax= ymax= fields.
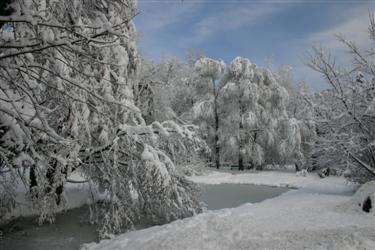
xmin=194 ymin=58 xmax=225 ymax=169
xmin=0 ymin=0 xmax=206 ymax=238
xmin=220 ymin=57 xmax=304 ymax=170
xmin=220 ymin=57 xmax=257 ymax=170
xmin=192 ymin=56 xmax=303 ymax=170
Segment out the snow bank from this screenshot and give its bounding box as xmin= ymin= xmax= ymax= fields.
xmin=80 ymin=171 xmax=372 ymax=250
xmin=342 ymin=180 xmax=375 ymax=214
xmin=81 ymin=186 xmax=375 ymax=250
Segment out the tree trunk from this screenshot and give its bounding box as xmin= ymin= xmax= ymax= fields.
xmin=46 ymin=158 xmax=66 ymax=205
xmin=295 ymin=163 xmax=300 ymax=172
xmin=213 ymin=77 xmax=220 ymax=169
xmin=29 ymin=164 xmax=37 ymax=191
xmin=238 ymin=94 xmax=244 ymax=171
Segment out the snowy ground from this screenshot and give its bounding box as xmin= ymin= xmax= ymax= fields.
xmin=82 ymin=170 xmax=375 ymax=250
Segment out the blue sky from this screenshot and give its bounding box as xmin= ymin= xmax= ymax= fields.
xmin=134 ymin=0 xmax=375 ymax=90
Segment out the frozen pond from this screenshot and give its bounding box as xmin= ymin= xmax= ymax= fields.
xmin=0 ymin=206 xmax=98 ymax=250
xmin=0 ymin=184 xmax=289 ymax=250
xmin=199 ymin=183 xmax=289 ymax=210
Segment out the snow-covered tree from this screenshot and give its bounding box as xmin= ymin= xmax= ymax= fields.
xmin=135 ymin=55 xmax=211 ymax=169
xmin=220 ymin=57 xmax=304 ymax=170
xmin=220 ymin=57 xmax=256 ymax=170
xmin=0 ymin=0 xmax=206 ymax=238
xmin=286 ymin=82 xmax=317 ymax=170
xmin=308 ymin=14 xmax=375 ymax=183
xmin=194 ymin=57 xmax=225 ymax=168
xmin=274 ymin=65 xmax=317 ymax=170
xmin=136 ymin=56 xmax=197 ymax=124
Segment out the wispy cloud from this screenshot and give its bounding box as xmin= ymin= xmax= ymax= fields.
xmin=190 ymin=3 xmax=292 ymax=43
xmin=135 ymin=1 xmax=204 ymax=59
xmin=136 ymin=1 xmax=203 ymax=32
xmin=309 ymin=19 xmax=370 ymax=50
xmin=288 ymin=5 xmax=374 ymax=90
